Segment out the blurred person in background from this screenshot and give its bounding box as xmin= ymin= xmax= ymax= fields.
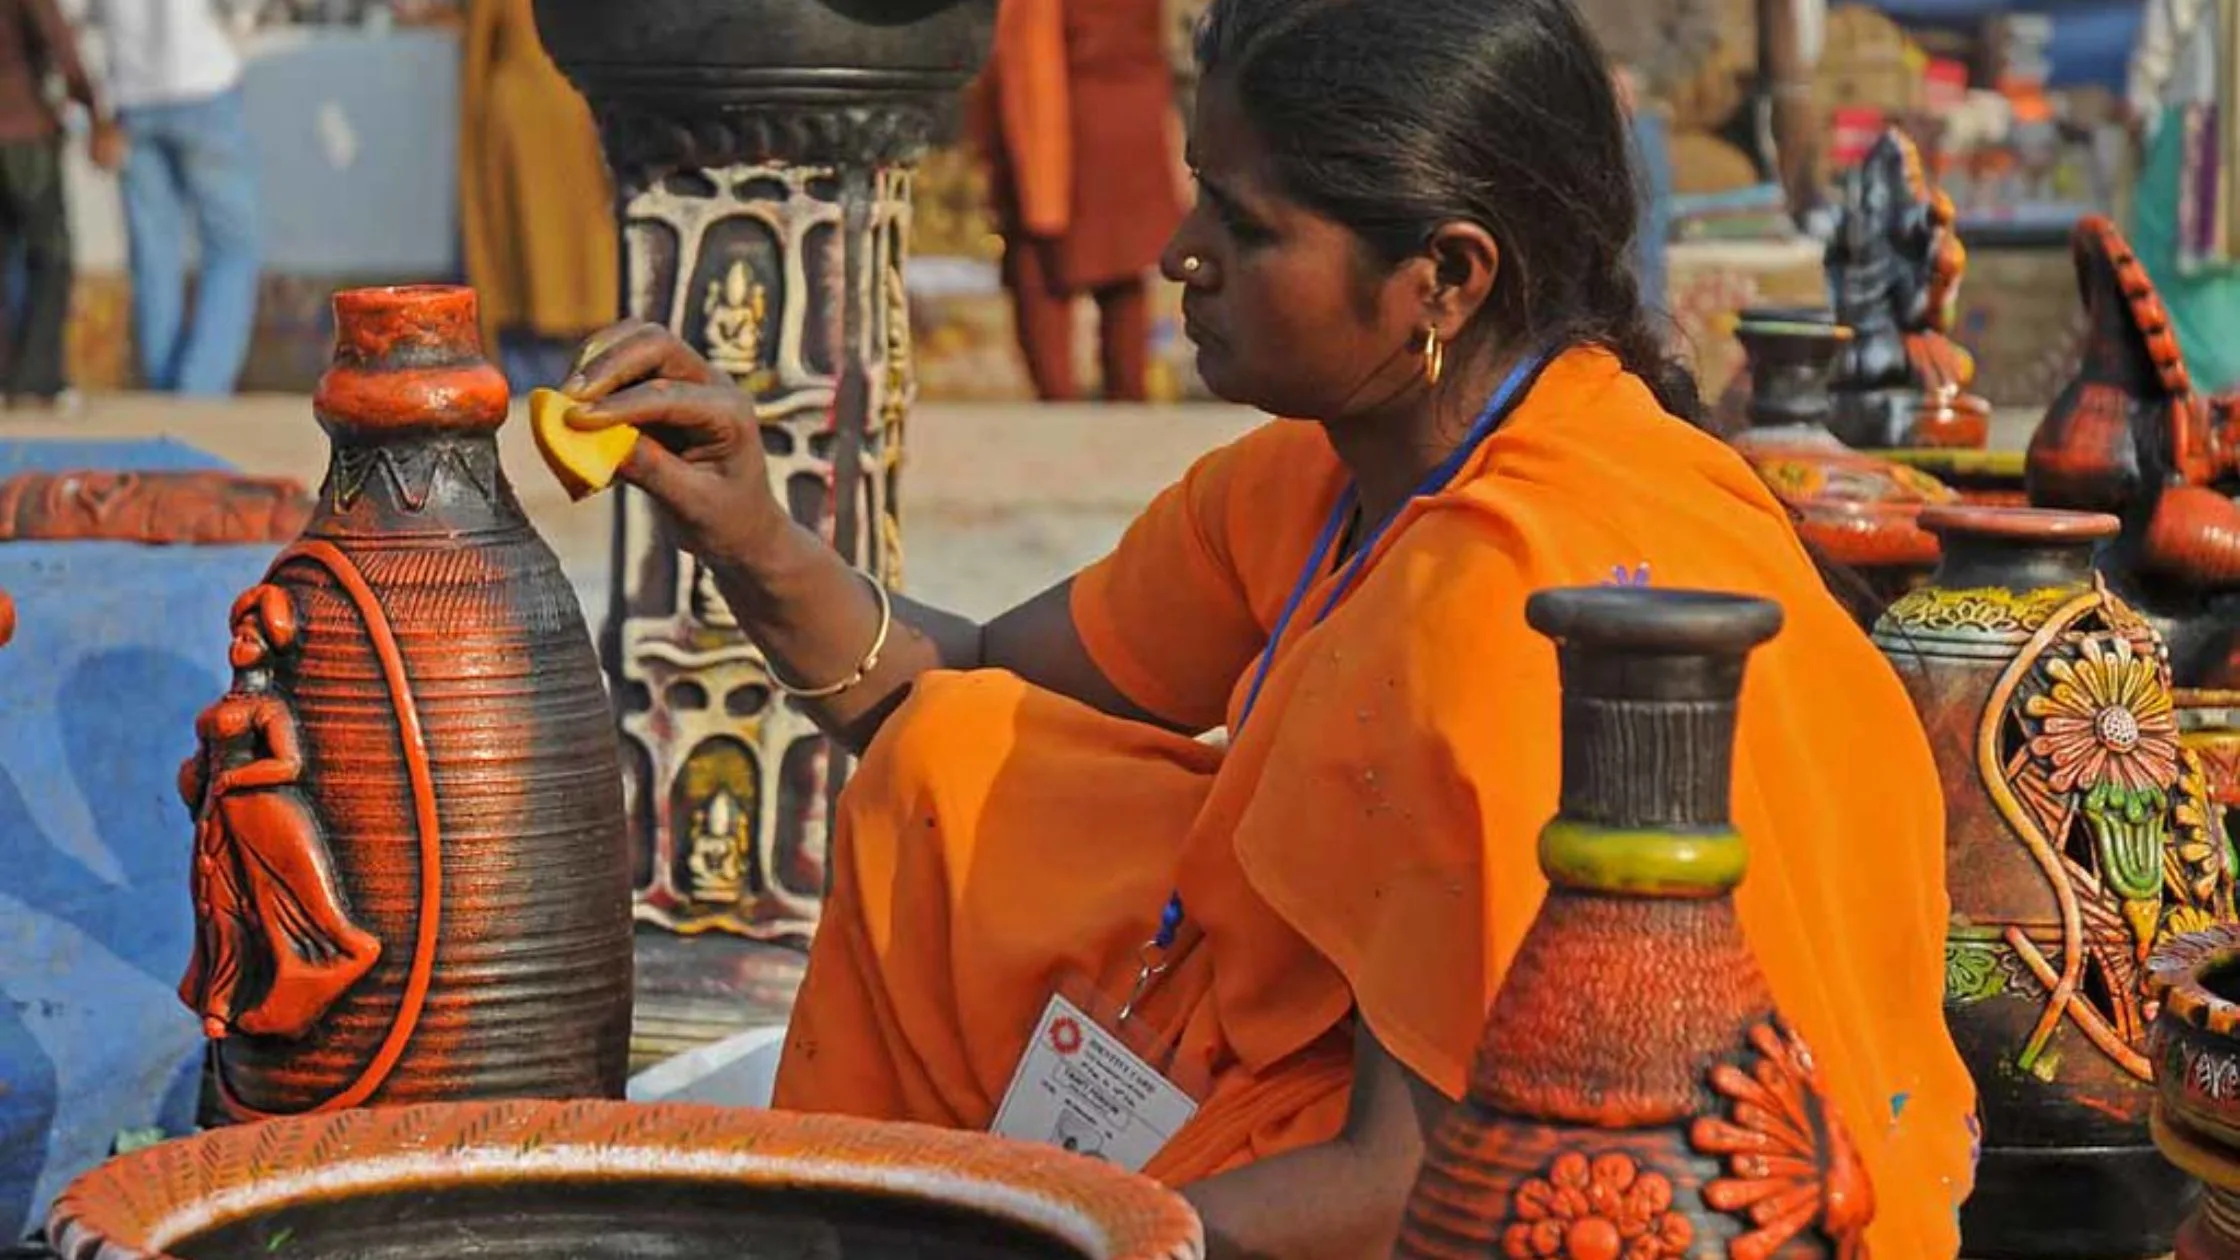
xmin=0 ymin=0 xmax=113 ymax=412
xmin=2128 ymin=0 xmax=2240 ymax=394
xmin=84 ymin=0 xmax=262 ymax=397
xmin=459 ymin=0 xmax=614 ymax=394
xmin=972 ymin=0 xmax=1183 ymax=402
xmin=1572 ymin=0 xmax=1721 ymax=321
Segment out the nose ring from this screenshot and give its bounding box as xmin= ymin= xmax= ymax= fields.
xmin=1181 ymin=255 xmax=1203 ymax=275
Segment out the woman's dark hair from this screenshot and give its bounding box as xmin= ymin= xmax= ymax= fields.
xmin=1194 ymin=0 xmax=1701 ymax=423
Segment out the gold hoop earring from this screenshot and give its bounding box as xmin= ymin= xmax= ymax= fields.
xmin=1422 ymin=328 xmax=1444 ymax=387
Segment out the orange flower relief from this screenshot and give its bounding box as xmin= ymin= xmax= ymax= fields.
xmin=1690 ymin=1022 xmax=1875 ymax=1260
xmin=1501 ymin=1149 xmax=1693 ymax=1260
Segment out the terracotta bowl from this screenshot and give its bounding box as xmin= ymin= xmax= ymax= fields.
xmin=2149 ymin=924 xmax=2240 ymax=1259
xmin=2153 ymin=925 xmax=2240 ymax=1151
xmin=47 ymin=1099 xmax=1203 ymax=1260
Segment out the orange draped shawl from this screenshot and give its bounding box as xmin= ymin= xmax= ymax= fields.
xmin=772 ymin=348 xmax=1976 ymax=1257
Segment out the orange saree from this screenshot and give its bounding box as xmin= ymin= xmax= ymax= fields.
xmin=771 ymin=348 xmax=1977 ymax=1256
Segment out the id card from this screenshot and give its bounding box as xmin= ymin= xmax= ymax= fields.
xmin=989 ymin=992 xmax=1200 ymax=1172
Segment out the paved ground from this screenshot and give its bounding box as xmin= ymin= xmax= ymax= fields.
xmin=1 ymin=392 xmax=1264 ymax=626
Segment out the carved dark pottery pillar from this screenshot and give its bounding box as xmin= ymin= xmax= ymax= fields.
xmin=1871 ymin=505 xmax=2229 ymax=1258
xmin=1825 ymin=127 xmax=1991 ymax=450
xmin=2028 ymin=215 xmax=2240 ymax=689
xmin=1723 ymin=306 xmax=1955 ymax=611
xmin=179 ymin=285 xmax=633 ymax=1117
xmin=534 ymin=0 xmax=995 ymax=1066
xmin=1397 ymin=586 xmax=1875 ymax=1259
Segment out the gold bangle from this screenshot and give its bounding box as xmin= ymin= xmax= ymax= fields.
xmin=770 ymin=567 xmax=893 ymax=701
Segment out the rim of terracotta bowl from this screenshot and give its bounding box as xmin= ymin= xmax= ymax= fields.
xmin=2147 ymin=922 xmax=2240 ymax=1036
xmin=1916 ymin=505 xmax=2121 ymax=541
xmin=46 ymin=1099 xmax=1204 ymax=1260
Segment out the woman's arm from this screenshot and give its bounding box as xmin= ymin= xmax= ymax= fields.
xmin=565 ymin=322 xmax=1176 ymax=752
xmin=1184 ymin=1020 xmax=1447 ymax=1260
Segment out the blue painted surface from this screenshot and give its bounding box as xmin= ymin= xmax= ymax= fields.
xmin=0 ymin=439 xmax=278 ymax=1241
xmin=1864 ymin=0 xmax=2142 ymax=90
xmin=0 ymin=438 xmax=225 ymax=479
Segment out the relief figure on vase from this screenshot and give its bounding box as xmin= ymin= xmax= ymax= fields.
xmin=178 ymin=582 xmax=380 ymax=1042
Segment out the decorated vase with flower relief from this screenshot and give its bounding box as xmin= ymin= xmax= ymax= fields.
xmin=1871 ymin=505 xmax=2236 ymax=1257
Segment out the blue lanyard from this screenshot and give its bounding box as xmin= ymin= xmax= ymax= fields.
xmin=1148 ymin=347 xmax=1550 ymax=952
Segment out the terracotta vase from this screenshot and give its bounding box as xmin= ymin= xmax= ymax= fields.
xmin=1397 ymin=585 xmax=1875 ymax=1260
xmin=177 ymin=285 xmax=633 ymax=1118
xmin=1725 ymin=307 xmax=1956 ymax=607
xmin=2149 ymin=924 xmax=2240 ymax=1260
xmin=45 ymin=1098 xmax=1201 ymax=1260
xmin=1871 ymin=505 xmax=2230 ymax=1258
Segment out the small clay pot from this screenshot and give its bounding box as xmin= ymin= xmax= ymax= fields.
xmin=47 ymin=1098 xmax=1201 ymax=1260
xmin=1725 ymin=308 xmax=1957 ymax=601
xmin=2149 ymin=924 xmax=2240 ymax=1260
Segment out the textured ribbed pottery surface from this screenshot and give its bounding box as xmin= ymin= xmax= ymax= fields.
xmin=182 ymin=286 xmax=632 ymax=1115
xmin=45 ymin=1099 xmax=1203 ymax=1260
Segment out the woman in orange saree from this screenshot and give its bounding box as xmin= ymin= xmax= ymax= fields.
xmin=559 ymin=0 xmax=1976 ymax=1254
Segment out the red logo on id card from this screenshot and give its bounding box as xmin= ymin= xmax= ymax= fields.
xmin=1049 ymin=1016 xmax=1084 ymax=1055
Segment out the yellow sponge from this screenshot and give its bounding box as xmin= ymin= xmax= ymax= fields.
xmin=530 ymin=387 xmax=638 ymax=502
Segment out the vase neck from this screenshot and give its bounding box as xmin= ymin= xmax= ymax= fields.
xmin=1555 ymin=683 xmax=1743 ymax=833
xmin=1931 ymin=532 xmax=2101 ymax=594
xmin=1526 ymin=588 xmax=1781 ymax=896
xmin=310 ymin=431 xmax=522 ymax=537
xmin=1737 ymin=318 xmax=1847 ymax=434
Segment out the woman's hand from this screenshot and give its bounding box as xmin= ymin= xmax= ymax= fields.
xmin=561 ymin=321 xmax=792 ymax=568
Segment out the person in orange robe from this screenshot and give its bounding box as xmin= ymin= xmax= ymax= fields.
xmin=970 ymin=0 xmax=1184 ymax=401
xmin=557 ymin=0 xmax=1976 ymax=1253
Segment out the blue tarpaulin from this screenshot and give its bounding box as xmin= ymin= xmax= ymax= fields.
xmin=0 ymin=439 xmax=282 ymax=1240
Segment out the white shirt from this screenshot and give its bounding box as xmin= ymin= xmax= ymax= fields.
xmin=85 ymin=0 xmax=243 ymax=111
xmin=2130 ymin=0 xmax=2224 ymax=133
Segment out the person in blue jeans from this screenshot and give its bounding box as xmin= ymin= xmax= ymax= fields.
xmin=87 ymin=0 xmax=262 ymax=397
